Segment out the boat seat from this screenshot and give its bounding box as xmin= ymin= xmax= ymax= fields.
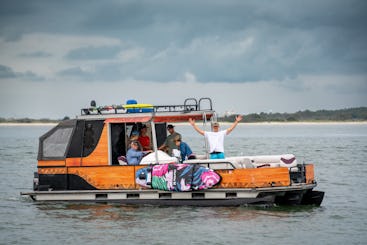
xmin=140 ymin=150 xmax=178 ymax=165
xmin=244 ymin=154 xmax=298 ymax=168
xmin=225 ymin=157 xmax=254 ymax=169
xmin=183 ymin=159 xmax=239 ymax=170
xmin=195 ymin=154 xmax=207 ymax=160
xmin=184 ymin=154 xmax=298 ymax=169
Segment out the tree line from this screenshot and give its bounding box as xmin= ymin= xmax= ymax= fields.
xmin=0 ymin=117 xmax=69 ymax=123
xmin=219 ymin=107 xmax=367 ymax=122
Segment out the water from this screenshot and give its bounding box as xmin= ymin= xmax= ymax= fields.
xmin=1 ymin=123 xmax=367 ymax=245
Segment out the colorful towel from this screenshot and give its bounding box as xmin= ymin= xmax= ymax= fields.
xmin=136 ymin=164 xmax=221 ymax=191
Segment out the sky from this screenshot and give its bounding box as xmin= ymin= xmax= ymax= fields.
xmin=0 ymin=0 xmax=366 ymax=119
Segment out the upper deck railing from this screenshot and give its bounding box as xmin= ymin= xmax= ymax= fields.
xmin=80 ymin=97 xmax=213 ymax=116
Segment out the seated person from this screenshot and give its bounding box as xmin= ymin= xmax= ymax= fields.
xmin=129 ymin=131 xmax=142 ymax=150
xmin=138 ymin=125 xmax=151 ymax=151
xmin=174 ymin=135 xmax=196 ymax=163
xmin=126 ymin=141 xmax=152 ymax=165
xmin=159 ymin=124 xmax=181 ymax=156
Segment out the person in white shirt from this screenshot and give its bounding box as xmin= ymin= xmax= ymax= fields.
xmin=188 ymin=115 xmax=243 ymax=159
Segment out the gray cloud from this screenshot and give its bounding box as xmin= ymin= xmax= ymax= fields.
xmin=0 ymin=0 xmax=366 ymax=120
xmin=58 ymin=63 xmax=124 ymax=81
xmin=65 ymin=46 xmax=121 ymax=60
xmin=1 ymin=0 xmax=366 ymax=83
xmin=0 ymin=64 xmax=43 ymax=81
xmin=19 ymin=51 xmax=52 ymax=58
xmin=0 ymin=64 xmax=16 ymax=78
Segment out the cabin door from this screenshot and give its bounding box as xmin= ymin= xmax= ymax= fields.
xmin=155 ymin=123 xmax=167 ymax=148
xmin=110 ymin=123 xmax=125 ymax=165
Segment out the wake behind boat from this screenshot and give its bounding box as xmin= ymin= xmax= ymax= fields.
xmin=21 ymin=98 xmax=324 ymax=206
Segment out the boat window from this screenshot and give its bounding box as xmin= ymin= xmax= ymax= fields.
xmin=42 ymin=127 xmax=73 ymax=158
xmin=82 ymin=121 xmax=104 ymax=157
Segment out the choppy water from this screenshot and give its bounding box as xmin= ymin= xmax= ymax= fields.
xmin=0 ymin=123 xmax=366 ymax=245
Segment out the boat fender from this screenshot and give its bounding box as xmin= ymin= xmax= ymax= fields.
xmin=280 ymin=157 xmax=296 ymax=164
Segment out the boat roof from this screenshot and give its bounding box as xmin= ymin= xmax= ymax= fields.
xmin=77 ymin=97 xmax=216 ymax=123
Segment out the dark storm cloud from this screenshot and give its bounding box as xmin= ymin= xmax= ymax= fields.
xmin=0 ymin=65 xmax=16 ymax=78
xmin=0 ymin=64 xmax=43 ymax=81
xmin=79 ymin=0 xmax=367 ymax=82
xmin=0 ymin=0 xmax=366 ymax=82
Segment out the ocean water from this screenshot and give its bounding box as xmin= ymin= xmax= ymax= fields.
xmin=0 ymin=123 xmax=366 ymax=245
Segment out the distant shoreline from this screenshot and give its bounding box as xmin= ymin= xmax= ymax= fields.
xmin=0 ymin=123 xmax=58 ymax=126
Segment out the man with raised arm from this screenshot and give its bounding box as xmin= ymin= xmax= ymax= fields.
xmin=188 ymin=115 xmax=243 ymax=159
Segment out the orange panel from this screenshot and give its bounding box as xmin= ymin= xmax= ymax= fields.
xmin=305 ymin=164 xmax=315 ymax=184
xmin=81 ymin=125 xmax=109 ymax=166
xmin=38 ymin=160 xmax=65 ymax=167
xmin=66 ymin=158 xmax=81 ymax=167
xmin=68 ymin=166 xmax=137 ymax=189
xmin=216 ymin=167 xmax=291 ymax=188
xmin=38 ymin=167 xmax=67 ymax=175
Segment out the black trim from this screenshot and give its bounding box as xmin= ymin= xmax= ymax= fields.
xmin=38 ymin=173 xmax=68 ymax=190
xmin=110 ymin=123 xmax=126 ymax=165
xmin=301 ymin=190 xmax=325 ymax=206
xmin=38 ymin=174 xmax=97 ymax=191
xmin=155 ymin=123 xmax=167 ymax=148
xmin=67 ymin=120 xmax=85 ymax=158
xmin=82 ymin=120 xmax=104 ymax=157
xmin=68 ymin=174 xmax=97 ymax=190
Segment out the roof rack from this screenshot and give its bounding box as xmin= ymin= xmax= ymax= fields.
xmin=80 ymin=97 xmax=213 ymax=116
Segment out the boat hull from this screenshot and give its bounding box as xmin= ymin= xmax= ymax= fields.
xmin=21 ymin=184 xmax=323 ymax=206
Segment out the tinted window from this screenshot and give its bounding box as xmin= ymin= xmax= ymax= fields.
xmin=155 ymin=123 xmax=167 ymax=147
xmin=66 ymin=120 xmax=85 ymax=158
xmin=43 ymin=127 xmax=73 ymax=158
xmin=82 ymin=120 xmax=104 ymax=157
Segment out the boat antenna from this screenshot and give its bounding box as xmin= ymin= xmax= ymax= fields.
xmin=202 ymin=112 xmax=209 ymax=159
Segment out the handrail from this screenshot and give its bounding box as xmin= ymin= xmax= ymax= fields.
xmin=198 ymin=97 xmax=213 ymax=111
xmin=184 ymin=98 xmax=198 ymax=111
xmin=81 ymin=97 xmax=211 ymax=116
xmin=184 ymin=159 xmax=236 ymax=169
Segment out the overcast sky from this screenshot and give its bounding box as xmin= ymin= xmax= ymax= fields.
xmin=0 ymin=0 xmax=366 ymax=119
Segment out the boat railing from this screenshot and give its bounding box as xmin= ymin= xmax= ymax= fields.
xmin=184 ymin=159 xmax=237 ymax=170
xmin=80 ymin=97 xmax=214 ymax=115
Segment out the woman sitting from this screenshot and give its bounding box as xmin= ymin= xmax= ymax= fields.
xmin=126 ymin=141 xmax=152 ymax=165
xmin=174 ymin=135 xmax=196 ymax=163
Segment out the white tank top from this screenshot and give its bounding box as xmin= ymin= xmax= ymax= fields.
xmin=204 ymin=130 xmax=226 ymax=153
